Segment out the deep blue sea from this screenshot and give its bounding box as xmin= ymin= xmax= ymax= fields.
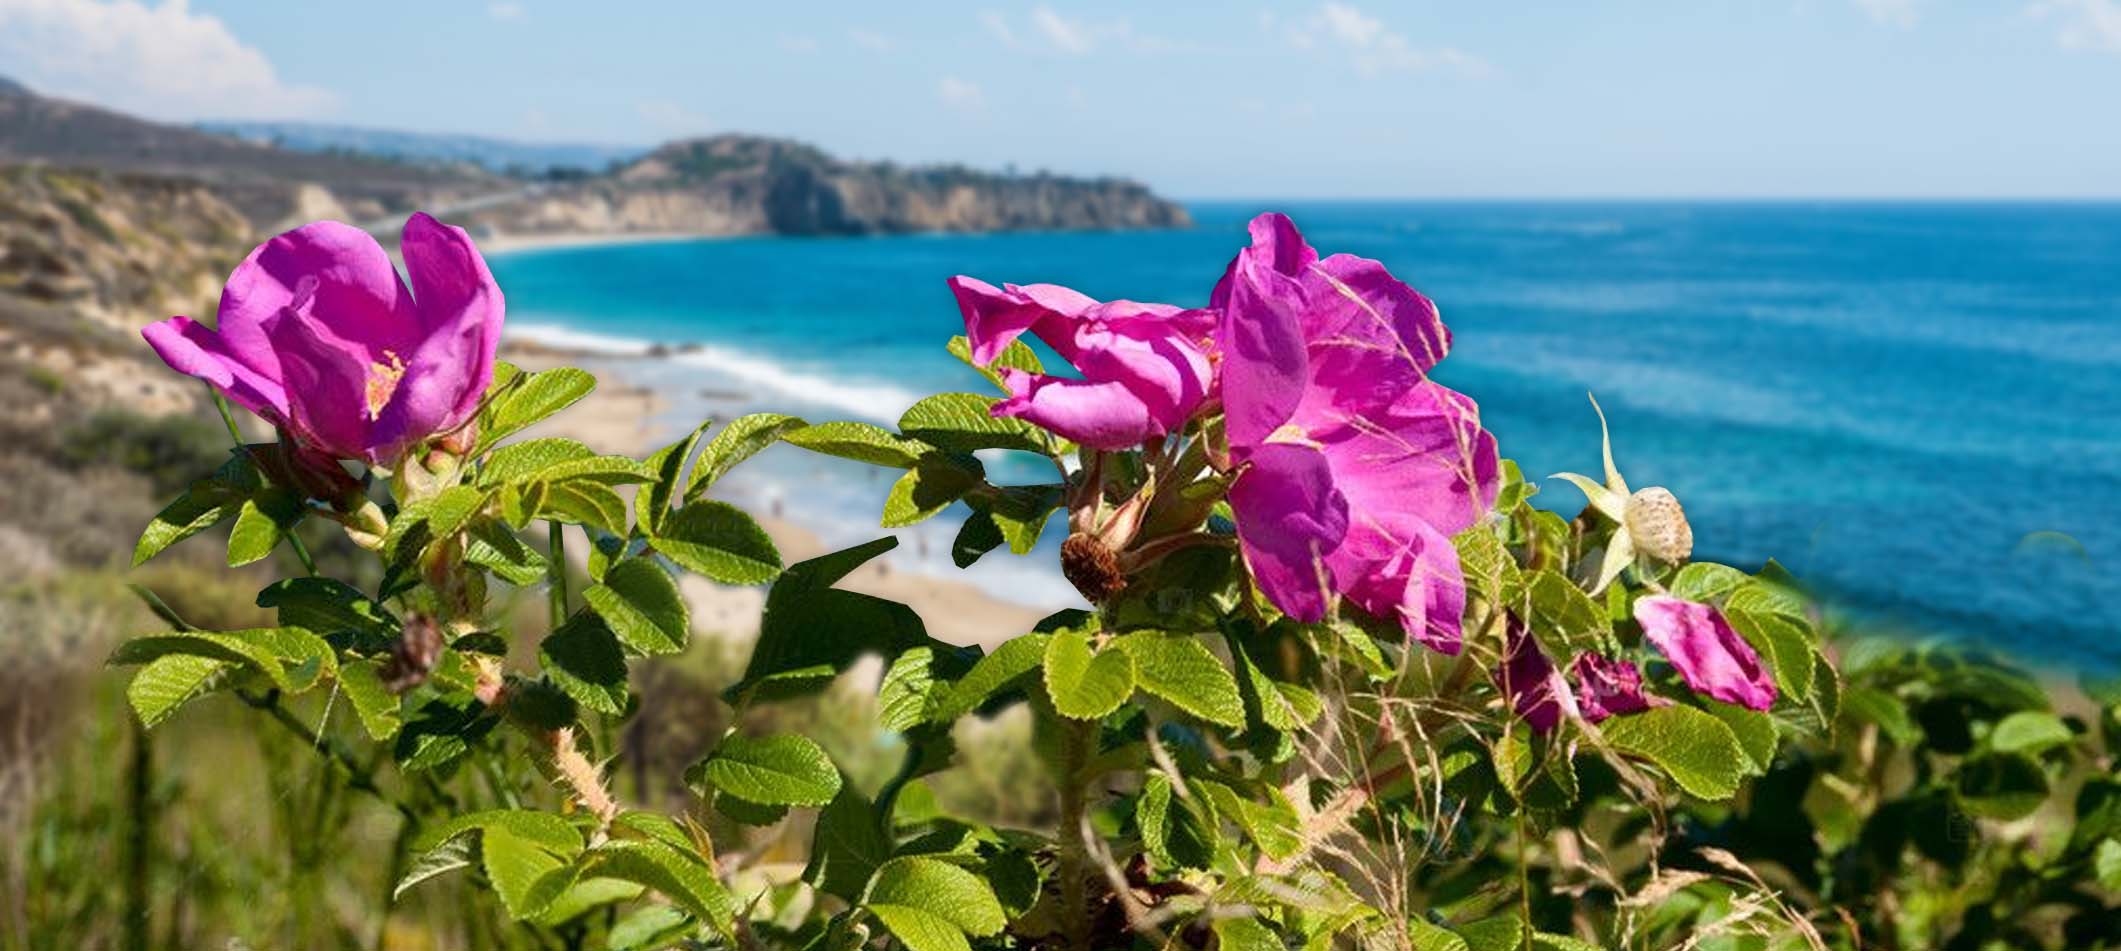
xmin=488 ymin=202 xmax=2121 ymax=670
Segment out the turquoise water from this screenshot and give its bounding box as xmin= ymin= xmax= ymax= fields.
xmin=489 ymin=202 xmax=2121 ymax=668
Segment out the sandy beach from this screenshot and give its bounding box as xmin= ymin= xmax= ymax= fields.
xmin=501 ymin=339 xmax=1047 ymax=650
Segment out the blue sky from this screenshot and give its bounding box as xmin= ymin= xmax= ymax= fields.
xmin=2 ymin=0 xmax=2118 ymax=197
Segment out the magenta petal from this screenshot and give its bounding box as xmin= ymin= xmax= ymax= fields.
xmin=399 ymin=212 xmax=504 ymax=428
xmin=218 ymin=220 xmax=419 ymax=359
xmin=993 ymin=369 xmax=1158 ymax=450
xmin=1497 ymin=619 xmax=1566 ymax=733
xmin=1228 ymin=444 xmax=1348 ymax=623
xmin=1314 ymin=381 xmax=1500 ymax=540
xmin=142 ymin=316 xmax=289 ymax=420
xmin=1571 ymin=653 xmax=1660 ymax=722
xmin=1634 ymin=597 xmax=1778 ymax=711
xmin=1215 ymin=257 xmax=1309 ymax=453
xmin=1299 ymin=254 xmax=1451 ymax=411
xmin=1329 ymin=516 xmax=1466 ymax=654
xmin=263 ymin=308 xmax=382 ymax=462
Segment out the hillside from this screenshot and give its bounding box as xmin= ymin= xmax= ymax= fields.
xmin=0 ymin=79 xmax=499 ymax=227
xmin=457 ymin=134 xmax=1192 ymax=238
xmin=197 ymin=120 xmax=644 ymax=176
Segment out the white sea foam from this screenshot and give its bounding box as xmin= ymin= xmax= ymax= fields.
xmin=508 ymin=322 xmax=925 ymax=424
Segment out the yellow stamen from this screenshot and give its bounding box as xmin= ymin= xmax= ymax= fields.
xmin=364 ymin=350 xmax=406 ymax=421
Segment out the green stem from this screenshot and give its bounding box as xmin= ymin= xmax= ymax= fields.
xmin=546 ymin=521 xmax=569 ymax=628
xmin=1055 ymin=715 xmax=1096 ymax=951
xmin=209 ymin=387 xmax=319 ymax=576
xmin=121 ymin=719 xmax=152 ymax=951
xmin=238 ymin=689 xmax=420 ymax=825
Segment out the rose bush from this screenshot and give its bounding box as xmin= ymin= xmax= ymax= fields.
xmin=116 ymin=211 xmax=1874 ymax=950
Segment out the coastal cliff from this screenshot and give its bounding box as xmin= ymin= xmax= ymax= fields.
xmin=456 ymin=135 xmax=1192 ymax=238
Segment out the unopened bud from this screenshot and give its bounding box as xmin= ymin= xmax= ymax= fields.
xmin=1061 ymin=532 xmax=1128 ymax=603
xmin=1624 ymin=487 xmax=1693 ymax=564
xmin=437 ymin=421 xmax=479 ymax=456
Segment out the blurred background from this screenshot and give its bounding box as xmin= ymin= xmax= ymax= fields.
xmin=0 ymin=1 xmax=2116 ymax=947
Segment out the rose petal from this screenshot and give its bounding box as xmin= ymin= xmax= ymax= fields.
xmin=1228 ymin=443 xmax=1349 ymax=623
xmin=218 ymin=220 xmax=419 ymax=361
xmin=993 ymin=369 xmax=1159 ymax=450
xmin=141 ymin=316 xmax=289 ymax=420
xmin=262 ymin=306 xmax=382 ymax=461
xmin=1571 ymin=653 xmax=1660 ymax=722
xmin=1497 ymin=619 xmax=1566 ymax=733
xmin=1634 ymin=596 xmax=1778 ymax=711
xmin=399 ymin=212 xmax=504 ymax=429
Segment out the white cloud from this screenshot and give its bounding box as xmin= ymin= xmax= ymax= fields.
xmin=1032 ymin=5 xmax=1094 ymax=54
xmin=978 ymin=10 xmax=1017 ymax=47
xmin=849 ymin=28 xmax=894 ymax=52
xmin=2031 ymin=0 xmax=2121 ymax=52
xmin=0 ymin=0 xmax=335 ymax=120
xmin=487 ymin=1 xmax=523 ymax=21
xmin=636 ymin=99 xmax=710 ymax=135
xmin=937 ymin=76 xmax=985 ymax=111
xmin=1286 ymin=2 xmax=1491 ymax=77
xmin=1852 ymin=0 xmax=1919 ymax=28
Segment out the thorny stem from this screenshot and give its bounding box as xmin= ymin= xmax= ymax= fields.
xmin=209 ymin=388 xmax=319 ymax=576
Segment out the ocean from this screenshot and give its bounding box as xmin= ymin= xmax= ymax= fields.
xmin=488 ymin=202 xmax=2121 ymax=670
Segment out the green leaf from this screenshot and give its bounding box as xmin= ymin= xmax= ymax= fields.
xmin=1137 ymin=772 xmax=1216 ymax=870
xmin=480 ymin=438 xmax=594 ymax=484
xmin=1114 ymin=631 xmax=1244 ymax=728
xmin=653 ymin=499 xmax=780 ymax=585
xmin=1840 ymin=685 xmax=1921 ymax=747
xmin=1043 ymin=625 xmax=1136 ymax=720
xmin=540 ymin=611 xmax=629 ymax=715
xmin=949 ymin=510 xmax=1006 ymax=568
xmin=729 ymin=539 xmax=930 ymax=701
xmin=537 ymin=481 xmax=627 ymax=536
xmin=577 ymin=839 xmax=736 ymax=937
xmin=533 ymin=877 xmax=645 ymax=927
xmin=969 ymin=485 xmax=1062 ymax=554
xmin=688 ymin=413 xmax=808 ymax=500
xmin=639 ymin=421 xmax=709 ymax=535
xmin=693 ymin=734 xmax=841 ymax=807
xmin=866 ymin=856 xmax=1007 ymax=936
xmin=878 ymin=647 xmax=974 ymax=732
xmin=1727 ymin=609 xmax=1815 ymax=701
xmin=133 ymin=453 xmax=261 ymax=565
xmin=948 ymin=334 xmax=1043 ymax=392
xmin=607 ymin=905 xmax=690 ymax=951
xmin=805 ymin=784 xmax=891 ymax=902
xmin=881 ymin=456 xmax=982 ymax=528
xmin=1706 ymin=703 xmax=1777 ymax=776
xmin=1454 ymin=526 xmax=1520 ymax=607
xmin=1213 ymin=916 xmax=1282 ymax=951
xmin=1989 ymin=710 xmax=2073 ymax=755
xmin=394 ymin=833 xmax=476 ymax=900
xmin=1670 ymin=562 xmax=1751 ymax=603
xmin=866 ymin=905 xmax=969 ymax=951
xmin=2094 ymin=839 xmax=2121 ymax=892
xmin=782 ymin=421 xmax=933 ymax=468
xmin=482 ymin=825 xmax=572 ymax=921
xmin=1955 ymin=753 xmax=2050 ymax=820
xmin=1525 ymin=571 xmax=1610 ymax=656
xmin=1408 ymin=918 xmax=1472 ymax=951
xmin=932 ymin=633 xmax=1051 ymax=723
xmin=110 ymin=627 xmax=317 ymax=693
xmin=480 ymin=366 xmax=595 ymax=448
xmin=462 ymin=517 xmax=550 ymax=586
xmin=1598 ymin=705 xmax=1747 ymax=800
xmin=256 ymin=578 xmax=398 ymax=650
xmin=415 ymin=808 xmax=585 ymax=856
xmin=583 ymin=557 xmax=690 ymax=655
xmin=125 ymin=654 xmax=233 ymax=728
xmin=226 ymin=489 xmax=301 ymax=566
xmin=1199 ymin=780 xmax=1303 ymax=860
xmin=898 ymin=392 xmax=1052 ymax=455
xmin=339 ymin=660 xmax=404 ymax=741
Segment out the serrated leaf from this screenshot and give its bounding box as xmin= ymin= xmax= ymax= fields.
xmin=932 ymin=634 xmax=1051 ymax=723
xmin=693 ymin=734 xmax=841 ymax=807
xmin=783 ymin=421 xmax=932 ymax=468
xmin=1454 ymin=526 xmax=1519 ymax=607
xmin=1525 ymin=571 xmax=1609 ymax=656
xmin=339 ymin=660 xmax=403 ymax=741
xmin=577 ymin=839 xmax=736 ymax=936
xmin=898 ymin=392 xmax=1052 ymax=455
xmin=133 ymin=453 xmax=261 ymax=565
xmin=540 ymin=611 xmax=629 ymax=715
xmin=878 ymin=647 xmax=972 ymax=732
xmin=1199 ymin=780 xmax=1303 ymax=860
xmin=653 ymin=499 xmax=780 ymax=585
xmin=415 ymin=808 xmax=586 ymax=855
xmin=255 ymin=577 xmax=398 ymax=650
xmin=729 ymin=538 xmax=930 ymax=701
xmin=1213 ymin=916 xmax=1282 ymax=951
xmin=482 ymin=825 xmax=572 ymax=920
xmin=1670 ymin=562 xmax=1751 ymax=603
xmin=462 ymin=517 xmax=550 ymax=586
xmin=1115 ymin=631 xmax=1244 ymax=728
xmin=688 ymin=413 xmax=807 ymax=501
xmin=538 ymin=481 xmax=627 ymax=536
xmin=583 ymin=557 xmax=690 ymax=655
xmin=1043 ymin=626 xmax=1135 ymax=720
xmin=226 ymin=489 xmax=301 ymax=567
xmin=866 ymin=856 xmax=1006 ymax=936
xmin=950 ymin=510 xmax=1006 ymax=568
xmin=1137 ymin=772 xmax=1216 ymax=870
xmin=1727 ymin=608 xmax=1814 ymax=701
xmin=882 ymin=456 xmax=982 ymax=528
xmin=867 ymin=905 xmax=970 ymax=951
xmin=480 ymin=438 xmax=595 ymax=484
xmin=110 ymin=627 xmax=308 ymax=692
xmin=1705 ymin=703 xmax=1777 ymax=776
xmin=393 ymin=833 xmax=476 ymax=900
xmin=480 ymin=366 xmax=595 ymax=448
xmin=806 ymin=784 xmax=891 ymax=902
xmin=948 ymin=334 xmax=1043 ymax=392
xmin=125 ymin=654 xmax=232 ymax=728
xmin=607 ymin=905 xmax=690 ymax=951
xmin=1598 ymin=705 xmax=1746 ymax=800
xmin=969 ymin=485 xmax=1062 ymax=554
